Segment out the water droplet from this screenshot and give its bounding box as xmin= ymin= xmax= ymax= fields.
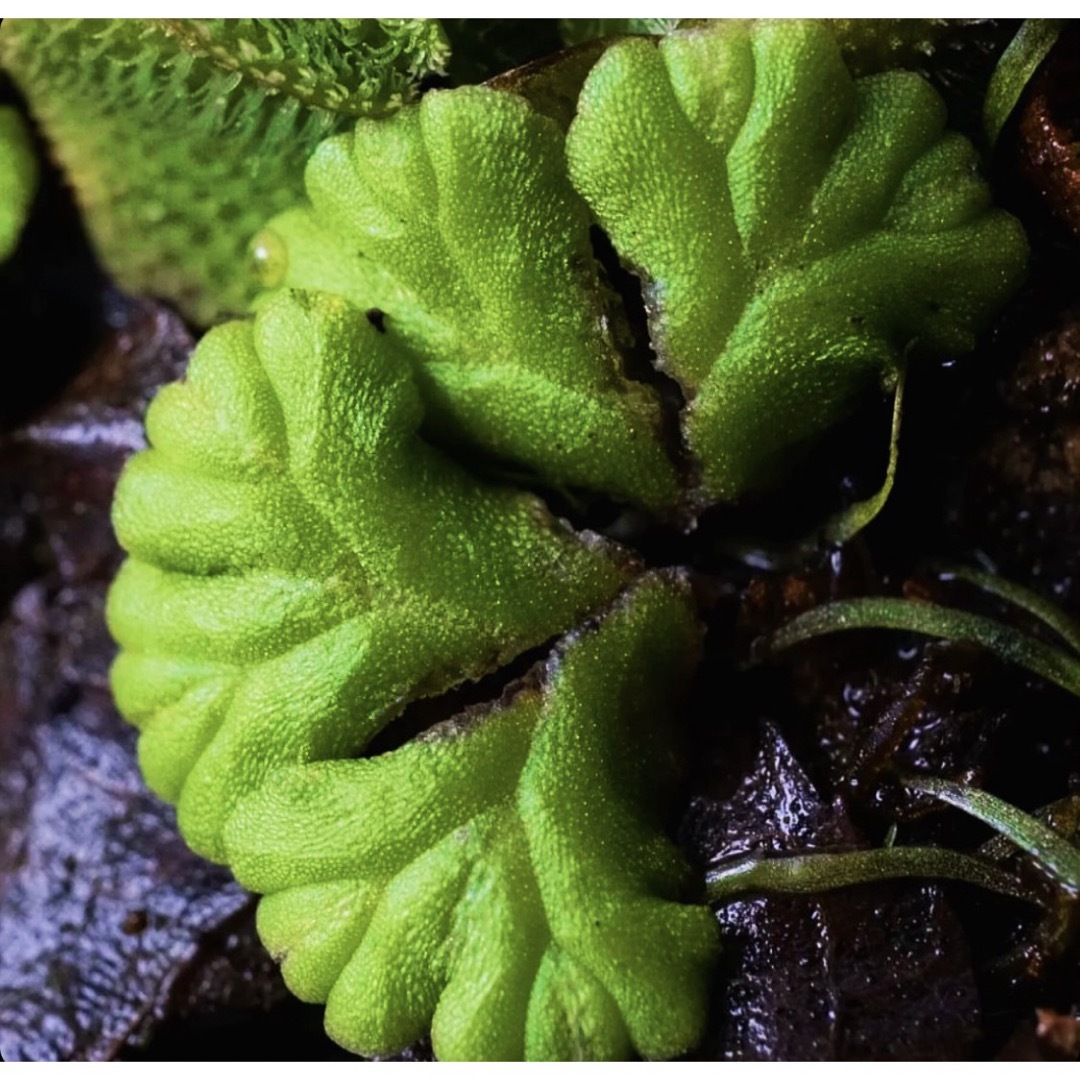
xmin=249 ymin=227 xmax=288 ymax=287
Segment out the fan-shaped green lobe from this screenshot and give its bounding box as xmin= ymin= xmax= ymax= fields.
xmin=225 ymin=573 xmax=719 ymax=1061
xmin=261 ymin=84 xmax=679 ymax=513
xmin=108 ymin=289 xmax=630 ymax=861
xmin=566 ymin=20 xmax=1029 ymax=504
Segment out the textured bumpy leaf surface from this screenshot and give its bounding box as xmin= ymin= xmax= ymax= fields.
xmin=97 ymin=18 xmax=1035 ymax=1063
xmin=158 ymin=19 xmax=450 ymax=117
xmin=0 ymin=18 xmax=449 ymax=324
xmin=108 ymin=290 xmax=629 ymax=861
xmin=258 ymin=85 xmax=679 ymax=512
xmin=0 ymin=105 xmax=37 ymax=262
xmin=225 ymin=573 xmax=719 ymax=1061
xmin=566 ymin=21 xmax=1029 ymax=503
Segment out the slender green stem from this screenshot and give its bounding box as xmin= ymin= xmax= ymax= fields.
xmin=768 ymin=597 xmax=1080 ymax=699
xmin=934 ymin=564 xmax=1080 ymax=657
xmin=706 ymin=846 xmax=1029 ymax=903
xmin=821 ymin=364 xmax=906 ymax=548
xmin=906 ymin=776 xmax=1080 ymax=896
xmin=714 ymin=370 xmax=905 ymax=570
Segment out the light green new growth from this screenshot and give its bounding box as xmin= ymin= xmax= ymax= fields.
xmin=0 ymin=18 xmax=448 ymax=324
xmin=258 ymin=85 xmax=679 ymax=512
xmin=227 ymin=573 xmax=719 ymax=1061
xmin=0 ymin=105 xmax=38 ymax=261
xmin=108 ymin=290 xmax=629 ymax=861
xmin=567 ymin=21 xmax=1028 ymax=503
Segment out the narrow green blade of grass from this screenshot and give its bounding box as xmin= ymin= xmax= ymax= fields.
xmin=906 ymin=776 xmax=1080 ymax=895
xmin=706 ymin=846 xmax=1029 ymax=903
xmin=934 ymin=564 xmax=1080 ymax=657
xmin=768 ymin=597 xmax=1080 ymax=699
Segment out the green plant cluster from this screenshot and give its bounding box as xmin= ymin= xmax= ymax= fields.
xmin=4 ymin=17 xmax=1040 ymax=1061
xmin=266 ymin=20 xmax=1026 ymax=508
xmin=109 ymin=291 xmax=632 ymax=861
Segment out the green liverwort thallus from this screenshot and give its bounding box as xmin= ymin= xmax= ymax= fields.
xmin=97 ymin=19 xmax=1031 ymax=1061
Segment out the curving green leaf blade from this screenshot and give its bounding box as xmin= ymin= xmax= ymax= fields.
xmin=934 ymin=563 xmax=1080 ymax=656
xmin=566 ymin=20 xmax=1028 ymax=505
xmin=767 ymin=595 xmax=1080 ymax=699
xmin=260 ymin=84 xmax=680 ymax=513
xmin=226 ymin=572 xmax=719 ymax=1061
xmin=108 ymin=290 xmax=630 ymax=861
xmin=984 ymin=19 xmax=1061 ymax=146
xmin=707 ymin=845 xmax=1029 ymax=903
xmin=907 ymin=776 xmax=1080 ymax=895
